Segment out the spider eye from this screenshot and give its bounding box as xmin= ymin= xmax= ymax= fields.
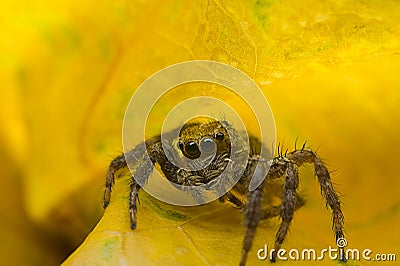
xmin=200 ymin=137 xmax=216 ymax=153
xmin=185 ymin=141 xmax=200 ymax=159
xmin=178 ymin=141 xmax=184 ymax=151
xmin=215 ymin=132 xmax=224 ymax=141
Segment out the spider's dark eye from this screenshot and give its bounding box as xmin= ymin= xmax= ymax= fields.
xmin=178 ymin=141 xmax=184 ymax=151
xmin=200 ymin=137 xmax=216 ymax=153
xmin=185 ymin=141 xmax=200 ymax=159
xmin=215 ymin=132 xmax=224 ymax=141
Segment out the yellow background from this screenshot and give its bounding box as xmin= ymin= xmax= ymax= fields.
xmin=1 ymin=0 xmax=399 ymax=265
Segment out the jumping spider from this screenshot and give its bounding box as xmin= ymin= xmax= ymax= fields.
xmin=103 ymin=118 xmax=345 ymax=265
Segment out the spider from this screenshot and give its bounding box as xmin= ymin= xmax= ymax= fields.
xmin=103 ymin=117 xmax=345 ymax=265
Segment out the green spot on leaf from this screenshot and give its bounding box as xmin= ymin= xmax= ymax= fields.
xmin=100 ymin=238 xmax=119 ymax=260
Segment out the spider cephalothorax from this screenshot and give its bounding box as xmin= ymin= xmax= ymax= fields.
xmin=103 ymin=118 xmax=345 ymax=265
xmin=163 ymin=118 xmax=234 ymax=187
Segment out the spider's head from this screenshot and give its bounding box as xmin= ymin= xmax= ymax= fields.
xmin=177 ymin=117 xmax=231 ymax=161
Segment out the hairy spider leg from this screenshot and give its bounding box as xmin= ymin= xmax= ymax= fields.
xmin=128 ymin=154 xmax=155 ymax=229
xmin=240 ymin=182 xmax=263 ymax=266
xmin=103 ymin=153 xmax=127 ymax=208
xmin=287 ymin=149 xmax=346 ymax=261
xmin=240 ymin=148 xmax=345 ymax=264
xmin=103 ymin=143 xmax=157 ymax=229
xmin=271 ymin=160 xmax=299 ymax=262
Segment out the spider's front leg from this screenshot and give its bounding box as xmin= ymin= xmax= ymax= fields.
xmin=128 ymin=151 xmax=156 ymax=229
xmin=287 ymin=148 xmax=346 ymax=261
xmin=103 ymin=153 xmax=127 ymax=208
xmin=103 ymin=142 xmax=160 ymax=230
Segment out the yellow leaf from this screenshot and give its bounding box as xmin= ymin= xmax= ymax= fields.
xmin=2 ymin=0 xmax=400 ymax=265
xmin=63 ymin=54 xmax=400 ymax=265
xmin=60 ymin=1 xmax=399 ymax=265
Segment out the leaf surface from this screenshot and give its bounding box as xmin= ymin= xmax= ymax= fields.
xmin=1 ymin=0 xmax=399 ymax=265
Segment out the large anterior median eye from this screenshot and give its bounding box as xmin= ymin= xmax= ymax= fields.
xmin=200 ymin=137 xmax=216 ymax=153
xmin=185 ymin=141 xmax=200 ymax=159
